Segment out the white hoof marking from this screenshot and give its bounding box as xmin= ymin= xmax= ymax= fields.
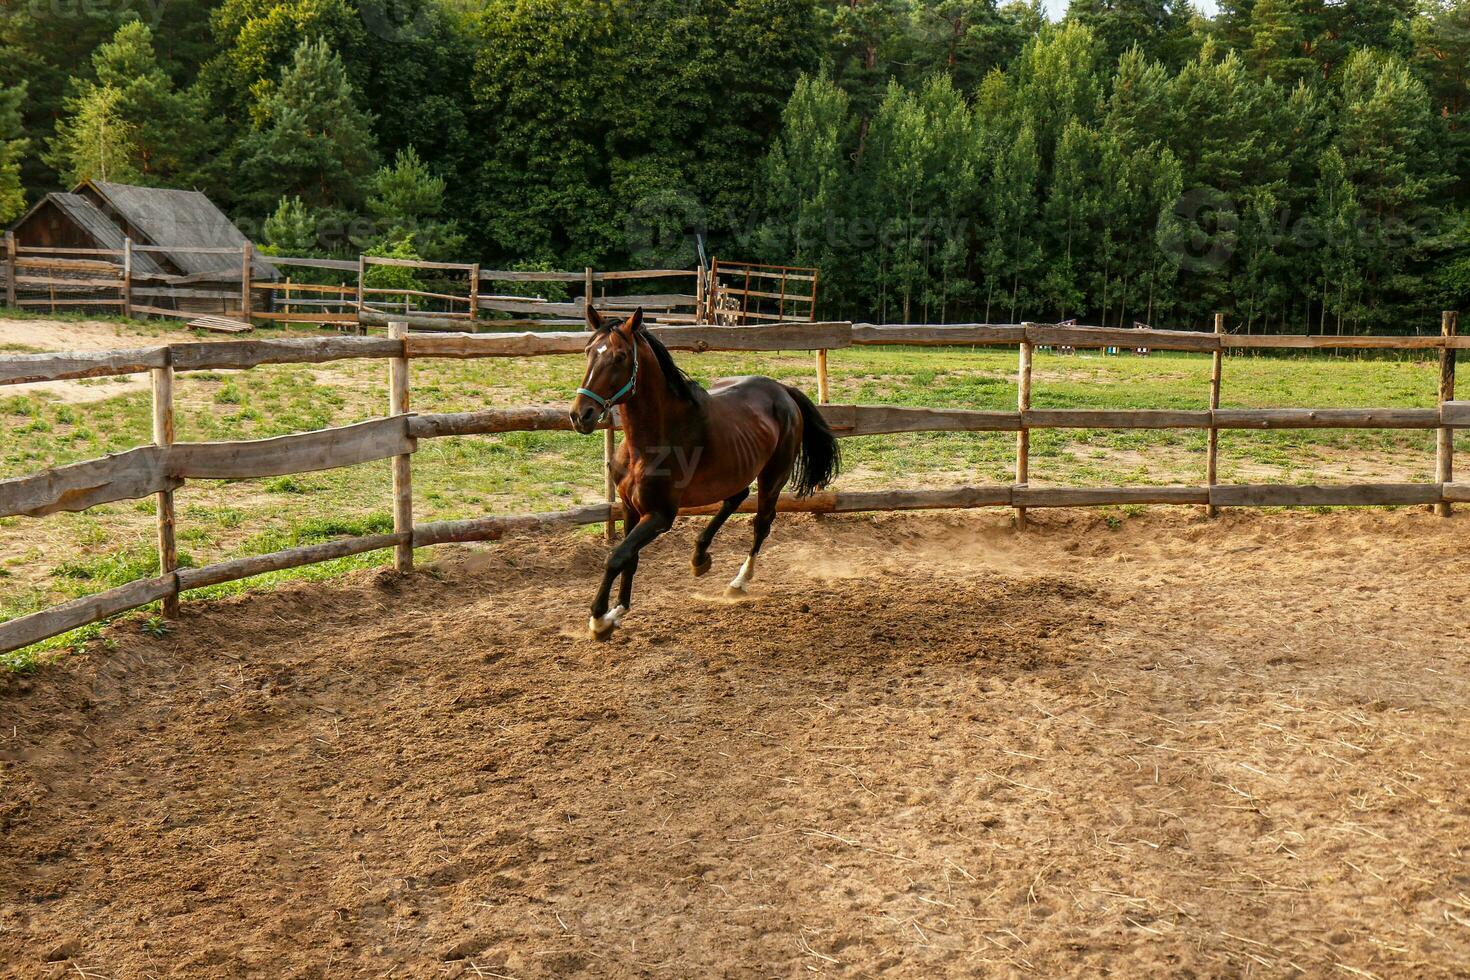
xmin=729 ymin=556 xmax=755 ymax=592
xmin=588 ymin=604 xmax=627 ymax=637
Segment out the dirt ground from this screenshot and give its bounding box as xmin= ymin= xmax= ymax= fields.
xmin=0 ymin=318 xmax=198 ymax=403
xmin=2 ymin=509 xmax=1470 ymax=978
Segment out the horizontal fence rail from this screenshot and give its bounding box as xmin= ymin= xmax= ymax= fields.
xmin=0 ymin=317 xmax=1461 ymax=658
xmin=8 ymin=403 xmax=1464 ymax=524
xmin=7 ymin=321 xmax=1470 ymax=390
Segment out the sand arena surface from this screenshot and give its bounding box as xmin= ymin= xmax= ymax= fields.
xmin=2 ymin=509 xmax=1469 ymax=977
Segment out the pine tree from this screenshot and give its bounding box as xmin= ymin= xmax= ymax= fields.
xmin=1168 ymin=43 xmax=1283 ymax=193
xmin=829 ymin=0 xmax=911 ymax=148
xmin=204 ymin=0 xmax=368 ymax=122
xmin=915 ymin=73 xmax=981 ymax=322
xmin=902 ymin=0 xmax=1041 ymax=91
xmin=1009 ymin=21 xmax=1102 ymax=175
xmin=1065 ymin=0 xmax=1192 ymax=67
xmin=1332 ymin=48 xmax=1447 ymax=329
xmin=0 ymin=0 xmax=128 ymax=190
xmin=89 ymin=21 xmax=215 ymax=180
xmin=853 ymin=75 xmax=983 ymax=322
xmin=1232 ymin=186 xmax=1286 ymax=331
xmin=1143 ymin=149 xmax=1187 ymax=324
xmin=364 ymin=147 xmax=465 ymax=260
xmin=237 ymin=39 xmax=378 ymax=218
xmin=1085 ymin=129 xmax=1182 ymax=326
xmin=696 ymin=0 xmax=825 ymax=242
xmin=982 ymin=122 xmax=1041 ymax=321
xmin=1041 ymin=119 xmax=1098 ymax=319
xmin=1103 ymin=46 xmax=1173 ymax=148
xmin=859 ymin=81 xmax=929 ymax=321
xmin=0 ymin=81 xmax=27 ymax=223
xmin=1160 ymin=43 xmax=1287 ymax=322
xmin=46 ymin=22 xmax=215 ymax=187
xmin=1307 ymin=147 xmax=1362 ymax=334
xmin=263 ymin=196 xmax=319 ymax=253
xmin=1245 ymin=0 xmax=1312 ymax=82
xmin=1412 ymin=0 xmax=1470 ymax=202
xmin=756 ymin=72 xmax=855 ymax=294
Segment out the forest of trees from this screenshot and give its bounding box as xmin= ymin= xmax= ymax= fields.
xmin=2 ymin=0 xmax=1469 ymax=330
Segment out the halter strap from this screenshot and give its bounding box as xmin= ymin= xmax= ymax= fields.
xmin=576 ymin=336 xmax=638 ymax=420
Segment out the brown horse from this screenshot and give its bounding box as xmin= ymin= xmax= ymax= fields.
xmin=569 ymin=307 xmax=840 ymax=638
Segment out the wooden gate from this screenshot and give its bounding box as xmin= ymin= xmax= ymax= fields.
xmin=706 ymin=259 xmax=818 ymax=325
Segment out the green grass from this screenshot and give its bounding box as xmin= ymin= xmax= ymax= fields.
xmin=0 ymin=317 xmax=1453 ymax=672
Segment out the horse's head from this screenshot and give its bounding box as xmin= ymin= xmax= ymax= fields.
xmin=570 ymin=306 xmax=644 ymax=434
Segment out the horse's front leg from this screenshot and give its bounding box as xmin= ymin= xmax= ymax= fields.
xmin=616 ymin=502 xmax=642 ymax=611
xmin=589 ymin=508 xmax=675 ymax=639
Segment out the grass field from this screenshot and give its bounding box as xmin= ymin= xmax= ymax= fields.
xmin=0 ymin=314 xmax=1451 ymax=670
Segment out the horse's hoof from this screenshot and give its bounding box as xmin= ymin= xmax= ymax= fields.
xmin=691 ymin=554 xmax=712 ymax=577
xmin=724 ymin=584 xmax=746 ymax=599
xmin=588 ymin=605 xmax=626 ymax=640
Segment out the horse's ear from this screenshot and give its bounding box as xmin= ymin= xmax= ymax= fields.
xmin=586 ymin=303 xmax=604 ymax=333
xmin=623 ymin=307 xmax=645 ymax=335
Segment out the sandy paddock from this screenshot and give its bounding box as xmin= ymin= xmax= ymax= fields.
xmin=2 ymin=509 xmax=1469 ymax=977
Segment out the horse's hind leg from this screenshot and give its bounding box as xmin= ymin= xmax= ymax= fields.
xmin=692 ymin=487 xmax=749 ymax=576
xmin=729 ymin=465 xmax=789 ymax=594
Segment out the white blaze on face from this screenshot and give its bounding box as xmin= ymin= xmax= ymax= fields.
xmin=581 ymin=343 xmax=608 ymax=392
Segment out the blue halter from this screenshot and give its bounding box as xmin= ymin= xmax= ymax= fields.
xmin=576 ymin=335 xmax=638 ymax=421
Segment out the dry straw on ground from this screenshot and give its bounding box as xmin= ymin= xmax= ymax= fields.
xmin=2 ymin=508 xmax=1469 ymax=977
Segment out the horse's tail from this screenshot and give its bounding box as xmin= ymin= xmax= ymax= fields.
xmin=786 ymin=385 xmax=841 ymax=498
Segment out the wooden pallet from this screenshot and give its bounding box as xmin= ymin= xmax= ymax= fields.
xmin=187 ymin=315 xmax=253 ymax=334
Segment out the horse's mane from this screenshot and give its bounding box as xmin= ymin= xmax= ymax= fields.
xmin=640 ymin=329 xmax=705 ymax=403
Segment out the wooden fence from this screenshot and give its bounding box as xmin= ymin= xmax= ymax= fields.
xmin=0 ymin=316 xmax=1463 ymax=656
xmin=1 ymin=235 xmax=260 ymax=321
xmin=706 ymin=259 xmax=818 ymax=325
xmin=1 ymin=234 xmax=703 ymax=329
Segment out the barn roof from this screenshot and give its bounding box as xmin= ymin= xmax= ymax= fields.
xmin=85 ymin=181 xmax=278 ymax=279
xmin=44 ymin=194 xmax=167 ymax=276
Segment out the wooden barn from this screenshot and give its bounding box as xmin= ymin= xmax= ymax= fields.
xmin=8 ymin=180 xmax=277 ymax=317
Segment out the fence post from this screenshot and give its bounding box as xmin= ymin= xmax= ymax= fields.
xmin=1015 ymin=330 xmax=1033 ymax=530
xmin=695 ymin=263 xmax=705 ymax=324
xmin=388 ymin=321 xmax=414 ymax=572
xmin=152 ymin=359 xmax=179 ymax=617
xmin=122 ymin=237 xmax=133 ymax=319
xmin=4 ymin=231 xmax=15 ymax=310
xmin=468 ymin=262 xmax=480 ymax=331
xmin=1207 ymin=312 xmax=1225 ymax=518
xmin=240 ymin=241 xmax=253 ymax=323
xmin=812 ymin=268 xmax=828 ymax=402
xmin=1437 ymin=310 xmax=1458 ymax=517
xmin=356 ymin=254 xmax=367 ymax=334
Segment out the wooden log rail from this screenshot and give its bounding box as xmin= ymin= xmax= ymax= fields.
xmin=3 ymin=399 xmax=1459 ymax=524
xmin=6 ymin=322 xmax=1470 ymax=391
xmin=0 ymin=317 xmax=1465 ymax=658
